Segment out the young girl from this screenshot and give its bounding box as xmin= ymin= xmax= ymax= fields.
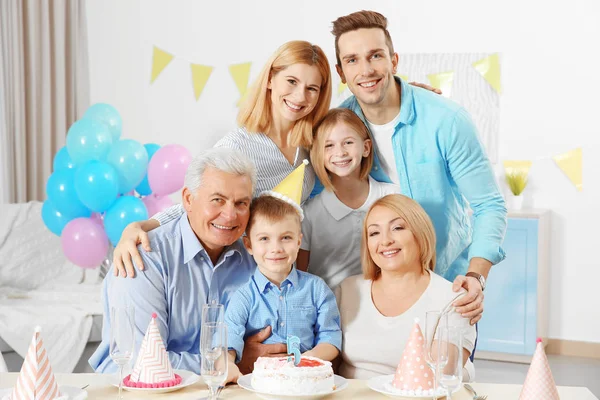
xmin=296 ymin=108 xmax=400 ymax=288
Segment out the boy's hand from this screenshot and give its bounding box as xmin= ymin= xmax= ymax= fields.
xmin=238 ymin=326 xmax=287 ymax=374
xmin=226 ymin=362 xmax=242 ymax=384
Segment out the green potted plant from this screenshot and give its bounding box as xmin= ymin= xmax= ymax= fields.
xmin=505 ymin=171 xmax=528 ymax=209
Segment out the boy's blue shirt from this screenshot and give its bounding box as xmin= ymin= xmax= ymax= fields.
xmin=225 ymin=267 xmax=342 ymax=363
xmin=312 ymin=77 xmax=507 ymax=281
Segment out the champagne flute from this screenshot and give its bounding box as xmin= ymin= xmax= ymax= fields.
xmin=202 ymin=303 xmax=224 ymax=324
xmin=438 ymin=326 xmax=463 ymax=399
xmin=424 ymin=311 xmax=448 ymax=399
xmin=109 ymin=306 xmax=135 ymax=400
xmin=200 ymin=322 xmax=228 ymax=400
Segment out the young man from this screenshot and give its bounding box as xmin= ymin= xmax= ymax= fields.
xmin=224 ymin=195 xmax=341 ymax=383
xmin=331 ymin=11 xmax=507 ymax=325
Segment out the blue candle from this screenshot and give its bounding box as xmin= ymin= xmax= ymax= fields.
xmin=286 ymin=335 xmax=301 ymax=366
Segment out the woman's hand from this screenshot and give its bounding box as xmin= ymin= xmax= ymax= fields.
xmin=409 ymin=81 xmax=442 ymax=95
xmin=112 ymin=221 xmax=154 ymax=278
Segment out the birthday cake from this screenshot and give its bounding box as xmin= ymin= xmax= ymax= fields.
xmin=123 ymin=313 xmax=182 ymax=388
xmin=251 ymin=356 xmax=335 ymax=395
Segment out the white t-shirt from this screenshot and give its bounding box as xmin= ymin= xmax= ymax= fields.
xmin=335 ymin=272 xmax=476 ymax=380
xmin=366 ymin=111 xmax=401 ymax=185
xmin=301 ymin=177 xmax=400 ymax=288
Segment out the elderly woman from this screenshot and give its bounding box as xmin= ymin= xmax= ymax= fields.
xmin=336 ymin=194 xmax=476 ymax=381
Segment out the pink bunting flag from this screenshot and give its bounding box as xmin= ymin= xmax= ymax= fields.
xmin=11 ymin=327 xmax=61 ymax=400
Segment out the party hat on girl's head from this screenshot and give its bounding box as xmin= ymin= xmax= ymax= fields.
xmin=11 ymin=327 xmax=61 ymax=400
xmin=392 ymin=318 xmax=434 ymax=394
xmin=261 ymin=159 xmax=308 ymax=220
xmin=519 ymin=338 xmax=560 ymax=400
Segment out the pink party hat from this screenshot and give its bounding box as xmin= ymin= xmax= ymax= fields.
xmin=392 ymin=318 xmax=434 ymax=391
xmin=519 ymin=338 xmax=560 ymax=400
xmin=129 ymin=313 xmax=176 ymax=385
xmin=11 ymin=327 xmax=61 ymax=400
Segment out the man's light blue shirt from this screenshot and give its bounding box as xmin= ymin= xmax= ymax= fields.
xmin=327 ymin=77 xmax=507 ymax=281
xmin=89 ymin=214 xmax=256 ymax=374
xmin=225 ymin=267 xmax=342 ymax=363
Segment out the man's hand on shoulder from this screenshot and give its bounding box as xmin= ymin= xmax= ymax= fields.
xmin=237 ymin=326 xmax=287 ymax=375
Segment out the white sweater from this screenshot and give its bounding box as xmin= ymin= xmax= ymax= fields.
xmin=335 ymin=272 xmax=476 ymax=380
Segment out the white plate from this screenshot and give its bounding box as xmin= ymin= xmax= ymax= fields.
xmin=107 ymin=369 xmax=199 ymax=394
xmin=0 ymin=386 xmax=87 ymax=400
xmin=367 ymin=375 xmax=461 ymax=399
xmin=238 ymin=373 xmax=348 ymax=400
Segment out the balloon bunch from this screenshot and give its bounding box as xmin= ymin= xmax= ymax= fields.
xmin=42 ymin=103 xmax=192 ymax=269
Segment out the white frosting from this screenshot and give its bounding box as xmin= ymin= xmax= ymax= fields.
xmin=252 ymin=356 xmax=335 ymax=395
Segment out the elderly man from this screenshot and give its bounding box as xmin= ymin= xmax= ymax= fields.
xmin=90 ymin=148 xmax=265 ymax=373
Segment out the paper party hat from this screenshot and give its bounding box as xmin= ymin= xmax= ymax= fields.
xmin=130 ymin=313 xmax=176 ymax=384
xmin=11 ymin=327 xmax=61 ymax=400
xmin=392 ymin=319 xmax=434 ymax=391
xmin=261 ymin=159 xmax=308 ymax=220
xmin=519 ymin=338 xmax=560 ymax=400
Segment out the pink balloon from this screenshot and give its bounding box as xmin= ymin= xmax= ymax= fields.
xmin=148 ymin=144 xmax=192 ymax=196
xmin=142 ymin=194 xmax=174 ymax=218
xmin=61 ymin=217 xmax=109 ymax=269
xmin=90 ymin=212 xmax=104 ymax=227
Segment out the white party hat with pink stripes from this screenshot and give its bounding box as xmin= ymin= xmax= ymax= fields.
xmin=519 ymin=338 xmax=560 ymax=400
xmin=10 ymin=327 xmax=61 ymax=400
xmin=130 ymin=313 xmax=176 ymax=384
xmin=392 ymin=318 xmax=434 ymax=391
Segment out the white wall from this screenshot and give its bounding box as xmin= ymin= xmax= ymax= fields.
xmin=86 ymin=0 xmax=600 ymax=343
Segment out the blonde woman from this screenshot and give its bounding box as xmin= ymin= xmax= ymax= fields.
xmin=113 ymin=40 xmax=332 ymax=275
xmin=336 ymin=194 xmax=476 ymax=381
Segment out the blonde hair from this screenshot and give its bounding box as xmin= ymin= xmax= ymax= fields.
xmin=331 ymin=10 xmax=395 ymax=67
xmin=246 ymin=195 xmax=301 ymax=235
xmin=361 ymin=194 xmax=436 ymax=280
xmin=310 ymin=108 xmax=373 ymax=192
xmin=237 ymin=41 xmax=332 ymax=149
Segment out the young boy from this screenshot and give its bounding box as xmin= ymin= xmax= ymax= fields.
xmin=224 ymin=194 xmax=342 ymax=383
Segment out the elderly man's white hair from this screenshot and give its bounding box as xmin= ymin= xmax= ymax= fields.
xmin=183 ymin=147 xmax=256 ymax=195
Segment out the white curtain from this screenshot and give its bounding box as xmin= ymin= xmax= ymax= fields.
xmin=0 ymin=0 xmax=90 ymax=203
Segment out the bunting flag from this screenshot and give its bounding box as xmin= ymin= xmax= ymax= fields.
xmin=338 ymin=82 xmax=348 ymax=95
xmin=229 ymin=62 xmax=252 ymax=106
xmin=472 ymin=53 xmax=502 ymax=94
xmin=553 ymin=147 xmax=583 ymax=191
xmin=190 ymin=64 xmax=213 ymax=100
xmin=503 ymin=160 xmax=533 ymax=176
xmin=427 ymin=71 xmax=454 ymax=98
xmin=150 ymin=46 xmax=174 ymax=83
xmin=11 ymin=327 xmax=60 ymax=400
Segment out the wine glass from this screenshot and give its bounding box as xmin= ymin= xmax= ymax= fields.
xmin=424 ymin=311 xmax=448 ymax=399
xmin=109 ymin=306 xmax=135 ymax=399
xmin=200 ymin=322 xmax=228 ymax=400
xmin=202 ymin=303 xmax=224 ymax=325
xmin=438 ymin=326 xmax=463 ymax=399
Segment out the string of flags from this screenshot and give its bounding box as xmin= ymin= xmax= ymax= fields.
xmin=504 ymin=147 xmax=583 ymax=192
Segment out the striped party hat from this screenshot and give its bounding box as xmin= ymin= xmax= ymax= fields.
xmin=10 ymin=327 xmax=61 ymax=400
xmin=130 ymin=313 xmax=176 ymax=384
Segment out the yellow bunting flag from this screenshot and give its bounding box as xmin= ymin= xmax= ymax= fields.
xmin=229 ymin=62 xmax=252 ymax=106
xmin=427 ymin=71 xmax=454 ymax=97
xmin=396 ymin=74 xmax=409 ymax=82
xmin=190 ymin=64 xmax=213 ymax=101
xmin=338 ymin=82 xmax=348 ymax=95
xmin=553 ymin=148 xmax=583 ymax=191
xmin=472 ymin=53 xmax=502 ymax=94
xmin=151 ymin=46 xmax=174 ymax=83
xmin=503 ymin=160 xmax=533 ymax=176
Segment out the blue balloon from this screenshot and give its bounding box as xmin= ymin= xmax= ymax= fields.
xmin=53 ymin=146 xmax=77 ymax=172
xmin=104 ymin=196 xmax=148 ymax=246
xmin=74 ymin=160 xmax=120 ymax=213
xmin=46 ymin=169 xmax=91 ymax=219
xmin=41 ymin=199 xmax=73 ymax=236
xmin=135 ymin=143 xmax=161 ymax=196
xmin=66 ymin=118 xmax=113 ymax=165
xmin=84 ymin=103 xmax=122 ymax=142
xmin=107 ymin=139 xmax=149 ymax=194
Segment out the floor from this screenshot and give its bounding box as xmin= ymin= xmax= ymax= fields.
xmin=475 ymin=355 xmax=600 ymax=397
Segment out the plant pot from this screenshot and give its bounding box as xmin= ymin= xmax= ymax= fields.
xmin=509 ymin=194 xmax=524 ymax=210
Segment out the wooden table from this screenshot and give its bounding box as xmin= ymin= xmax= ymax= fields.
xmin=0 ymin=373 xmax=597 ymax=399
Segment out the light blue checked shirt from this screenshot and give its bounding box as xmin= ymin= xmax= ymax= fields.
xmin=225 ymin=267 xmax=342 ymax=363
xmin=89 ymin=213 xmax=256 ymax=374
